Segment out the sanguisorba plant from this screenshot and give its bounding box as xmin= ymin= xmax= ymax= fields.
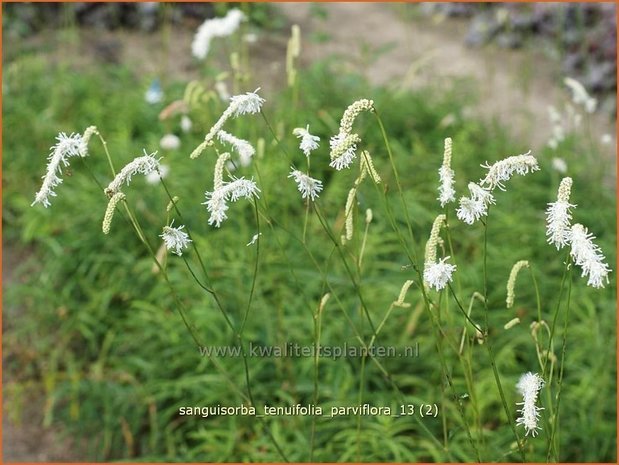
xmin=30 ymin=12 xmax=612 ymax=462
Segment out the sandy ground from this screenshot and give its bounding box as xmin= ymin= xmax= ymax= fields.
xmin=3 ymin=3 xmax=616 ymax=461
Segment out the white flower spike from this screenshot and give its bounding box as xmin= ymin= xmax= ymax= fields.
xmin=192 ymin=8 xmax=245 ymax=60
xmin=480 ymin=151 xmax=539 ymax=191
xmin=217 ymin=130 xmax=255 ymax=167
xmin=423 ymin=257 xmax=457 ymax=292
xmin=32 ymin=132 xmax=85 ymax=208
xmin=203 ymin=177 xmax=260 ymax=227
xmin=546 ymin=177 xmax=576 ymax=250
xmin=516 ymin=372 xmax=544 ymax=437
xmin=293 ymin=125 xmax=320 ymax=157
xmin=288 ymin=168 xmax=323 ymax=201
xmin=438 ymin=137 xmax=456 ymax=207
xmin=191 ymin=88 xmax=265 ymax=159
xmin=160 ymin=222 xmax=192 ymax=256
xmin=456 ymin=182 xmax=494 ymax=225
xmin=569 ymin=223 xmax=611 ymax=288
xmin=105 ymin=151 xmax=161 ymax=197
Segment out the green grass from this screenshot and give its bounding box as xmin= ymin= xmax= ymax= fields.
xmin=3 ymin=29 xmax=616 ymax=463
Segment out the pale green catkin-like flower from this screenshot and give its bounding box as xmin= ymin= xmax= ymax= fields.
xmin=339 ymin=99 xmax=375 ymax=135
xmin=394 ymin=280 xmax=414 ymax=308
xmin=190 ymin=141 xmax=209 ymax=159
xmin=360 ymin=151 xmax=381 ymax=183
xmin=166 ymin=196 xmax=180 ymax=212
xmin=102 ymin=192 xmax=126 ymax=234
xmin=506 ymin=260 xmax=529 ymax=308
xmin=504 ymin=317 xmax=521 ymax=330
xmin=365 ymin=208 xmax=373 ymax=224
xmin=424 ymin=214 xmax=447 ymax=265
xmin=80 ymin=125 xmax=98 ymax=157
xmin=343 ymin=187 xmax=357 ymax=242
xmin=330 ymin=133 xmax=361 ymax=162
xmin=318 ymin=293 xmax=330 ymax=316
xmin=286 ymin=24 xmax=301 ymax=87
xmin=214 ymin=152 xmax=231 ymax=190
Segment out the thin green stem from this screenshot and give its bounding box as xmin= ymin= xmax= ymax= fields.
xmin=481 ymin=214 xmax=526 ymax=462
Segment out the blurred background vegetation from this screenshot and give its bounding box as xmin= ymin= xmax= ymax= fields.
xmin=3 ymin=2 xmax=616 ymax=462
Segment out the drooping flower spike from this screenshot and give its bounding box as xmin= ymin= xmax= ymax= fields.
xmin=329 ymin=99 xmax=374 ymax=171
xmin=506 ymin=260 xmax=529 ymax=308
xmin=479 ymin=151 xmax=539 ymax=191
xmin=569 ymin=223 xmax=611 ymax=288
xmin=191 ymin=89 xmax=265 ymax=159
xmin=102 ymin=192 xmax=126 ymax=235
xmin=203 ymin=153 xmax=260 ymax=227
xmin=105 ymin=151 xmax=161 ymax=197
xmin=217 ymin=130 xmax=255 ymax=167
xmin=32 ymin=132 xmax=85 ymax=208
xmin=191 ymin=8 xmax=245 ymax=60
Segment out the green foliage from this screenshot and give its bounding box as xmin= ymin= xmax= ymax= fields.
xmin=3 ymin=32 xmax=615 ymax=463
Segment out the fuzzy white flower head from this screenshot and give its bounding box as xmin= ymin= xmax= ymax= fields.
xmin=564 ymin=77 xmax=597 ymax=114
xmin=229 ymin=88 xmax=265 ymax=117
xmin=546 ymin=177 xmax=576 ymax=250
xmin=480 ymin=151 xmax=539 ymax=191
xmin=438 ymin=137 xmax=456 ymax=207
xmin=516 ymin=372 xmax=544 ymax=437
xmin=569 ymin=224 xmax=611 ymax=288
xmin=551 ymin=157 xmax=567 ymax=174
xmin=288 ymin=168 xmax=323 ymax=201
xmin=203 ymin=177 xmax=260 ymax=227
xmin=180 ymin=115 xmax=193 ymax=133
xmin=191 ymin=89 xmax=265 ymax=159
xmin=218 ymin=130 xmax=255 ymax=166
xmin=423 ymin=257 xmax=457 ymax=291
xmin=191 ymin=8 xmax=246 ymax=60
xmin=160 ymin=222 xmax=192 ymax=256
xmin=215 ymin=80 xmax=231 ymax=102
xmin=456 ymin=182 xmax=494 ymax=225
xmin=32 ymin=132 xmax=85 ymax=208
xmin=160 ymin=134 xmax=181 ymax=151
xmin=105 ymin=151 xmax=161 ymax=197
xmin=329 ymin=133 xmax=359 ymax=170
xmin=293 ymin=125 xmax=320 ymax=157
